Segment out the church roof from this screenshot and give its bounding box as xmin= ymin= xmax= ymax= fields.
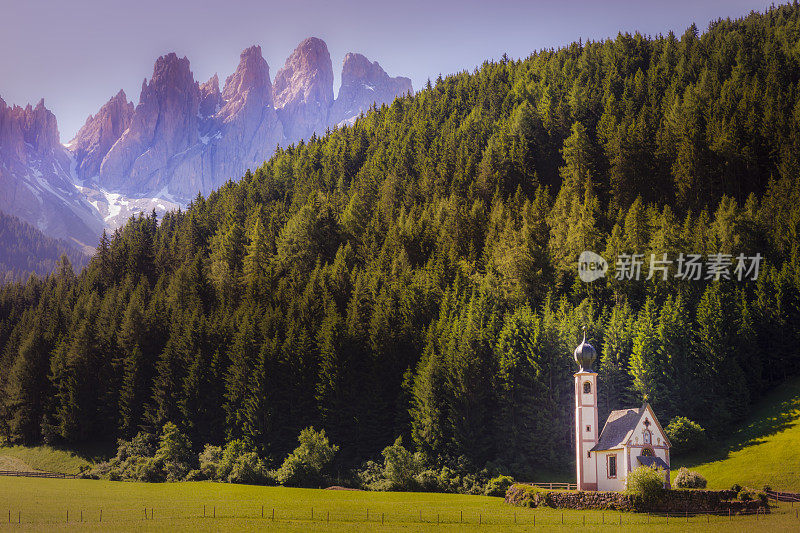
xmin=637 ymin=455 xmax=670 ymax=470
xmin=591 ymin=403 xmax=672 ymax=452
xmin=590 ymin=405 xmax=643 ymax=451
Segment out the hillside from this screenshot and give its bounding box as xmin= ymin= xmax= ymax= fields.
xmin=682 ymin=377 xmax=800 ymax=491
xmin=0 ymin=210 xmax=88 ymax=281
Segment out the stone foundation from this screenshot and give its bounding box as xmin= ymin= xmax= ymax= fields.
xmin=505 ymin=484 xmax=769 ymax=514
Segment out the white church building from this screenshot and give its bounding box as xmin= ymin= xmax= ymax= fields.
xmin=573 ymin=333 xmax=671 ymax=491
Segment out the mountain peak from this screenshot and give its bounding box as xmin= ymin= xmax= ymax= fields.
xmin=70 ymin=90 xmax=134 ymax=181
xmin=222 ymin=44 xmax=272 ymax=103
xmin=329 ymin=52 xmax=412 ymax=127
xmin=273 ymin=36 xmax=334 ymax=140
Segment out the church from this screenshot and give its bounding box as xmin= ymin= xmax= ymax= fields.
xmin=573 ymin=333 xmax=671 ymax=491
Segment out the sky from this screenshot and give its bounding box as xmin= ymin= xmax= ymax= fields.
xmin=0 ymin=0 xmax=775 ymax=141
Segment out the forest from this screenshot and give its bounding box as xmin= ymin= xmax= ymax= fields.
xmin=0 ymin=211 xmax=87 ymax=282
xmin=1 ymin=4 xmax=800 ymax=484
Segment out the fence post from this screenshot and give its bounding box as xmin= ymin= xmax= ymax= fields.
xmin=100 ymin=509 xmax=102 ymax=523
xmin=261 ymin=504 xmax=263 ymax=518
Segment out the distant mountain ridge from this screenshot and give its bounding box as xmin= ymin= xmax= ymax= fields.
xmin=0 ymin=37 xmax=413 ymax=247
xmin=0 ymin=210 xmax=88 ymax=281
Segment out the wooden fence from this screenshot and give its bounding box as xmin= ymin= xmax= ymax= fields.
xmin=767 ymin=490 xmax=800 ymax=503
xmin=527 ymin=482 xmax=578 ymax=490
xmin=0 ymin=470 xmax=76 ymax=479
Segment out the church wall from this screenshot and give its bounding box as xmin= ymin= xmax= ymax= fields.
xmin=595 ymin=450 xmax=625 ymax=492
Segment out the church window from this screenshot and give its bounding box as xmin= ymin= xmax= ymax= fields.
xmin=583 ymin=381 xmax=591 ymax=394
xmin=607 ymin=455 xmax=617 ymax=478
xmin=641 ymin=447 xmax=655 ymax=457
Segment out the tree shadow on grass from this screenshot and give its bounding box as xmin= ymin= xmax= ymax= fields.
xmin=681 ymin=377 xmax=800 ymax=467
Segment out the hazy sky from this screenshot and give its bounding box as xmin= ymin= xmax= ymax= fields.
xmin=0 ymin=0 xmax=774 ymax=140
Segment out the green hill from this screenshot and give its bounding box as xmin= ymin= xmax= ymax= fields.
xmin=681 ymin=377 xmax=800 ymax=491
xmin=0 ymin=444 xmax=92 ymax=475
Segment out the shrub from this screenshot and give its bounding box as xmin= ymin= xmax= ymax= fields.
xmin=198 ymin=444 xmax=223 ymax=480
xmin=625 ymin=465 xmax=666 ymax=505
xmin=484 ymin=475 xmax=514 ymax=496
xmin=665 ymin=417 xmax=707 ymax=456
xmin=737 ymin=487 xmax=768 ymax=504
xmin=378 ymin=437 xmax=424 ymax=491
xmin=672 ymin=467 xmax=707 ymax=489
xmin=731 ymin=483 xmax=742 ymax=493
xmin=228 ymin=451 xmax=268 ymax=484
xmin=276 ymin=427 xmax=338 ymax=487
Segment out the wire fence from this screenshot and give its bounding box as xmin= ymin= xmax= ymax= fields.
xmin=1 ymin=501 xmax=795 ymax=528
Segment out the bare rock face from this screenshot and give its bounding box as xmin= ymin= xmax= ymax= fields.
xmin=69 ymin=89 xmax=133 ymax=183
xmin=273 ymin=37 xmax=334 ymax=141
xmin=99 ymin=53 xmax=202 ymax=197
xmin=0 ymin=97 xmax=103 ymax=246
xmin=91 ymin=48 xmax=284 ymax=203
xmin=329 ymin=53 xmax=413 ymax=127
xmin=199 ymin=74 xmax=222 ymax=119
xmin=214 ymin=45 xmax=283 ymax=181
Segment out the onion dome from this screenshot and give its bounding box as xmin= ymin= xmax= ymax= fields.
xmin=574 ymin=329 xmax=596 ymax=372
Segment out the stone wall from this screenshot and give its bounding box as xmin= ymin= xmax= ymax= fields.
xmin=505 ymin=484 xmax=768 ymax=514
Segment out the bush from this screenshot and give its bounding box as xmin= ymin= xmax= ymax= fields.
xmin=484 ymin=475 xmax=514 ymax=496
xmin=227 ymin=451 xmax=270 ymax=485
xmin=276 ymin=427 xmax=338 ymax=487
xmin=672 ymin=467 xmax=707 ymax=489
xmin=737 ymin=487 xmax=768 ymax=504
xmin=625 ymin=465 xmax=666 ymax=504
xmin=731 ymin=483 xmax=742 ymax=493
xmin=198 ymin=444 xmax=223 ymax=479
xmin=665 ymin=417 xmax=707 ymax=456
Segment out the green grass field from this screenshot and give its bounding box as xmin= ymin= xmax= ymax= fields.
xmin=678 ymin=377 xmax=800 ymax=491
xmin=0 ymin=445 xmax=91 ymax=475
xmin=0 ymin=477 xmax=797 ymax=532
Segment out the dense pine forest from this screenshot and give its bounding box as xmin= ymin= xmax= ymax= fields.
xmin=0 ymin=212 xmax=88 ymax=282
xmin=2 ymin=5 xmax=800 ymax=484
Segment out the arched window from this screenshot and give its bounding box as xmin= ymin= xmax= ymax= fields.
xmin=583 ymin=381 xmax=591 ymax=394
xmin=641 ymin=447 xmax=655 ymax=457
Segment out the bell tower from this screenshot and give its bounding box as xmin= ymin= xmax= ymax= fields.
xmin=574 ymin=329 xmax=598 ymax=491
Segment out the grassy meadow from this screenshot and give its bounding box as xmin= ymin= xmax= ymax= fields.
xmin=679 ymin=377 xmax=800 ymax=491
xmin=0 ymin=445 xmax=91 ymax=476
xmin=0 ymin=477 xmax=798 ymax=532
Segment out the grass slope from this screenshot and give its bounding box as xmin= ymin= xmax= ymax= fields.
xmin=0 ymin=445 xmax=92 ymax=475
xmin=680 ymin=376 xmax=800 ymax=491
xmin=0 ymin=477 xmax=797 ymax=532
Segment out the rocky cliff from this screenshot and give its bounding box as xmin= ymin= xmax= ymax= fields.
xmin=69 ymin=89 xmax=134 ymax=183
xmin=273 ymin=37 xmax=334 ymax=142
xmin=329 ymin=53 xmax=412 ymax=127
xmin=0 ymin=97 xmax=103 ymax=247
xmin=0 ymin=37 xmax=412 ymax=246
